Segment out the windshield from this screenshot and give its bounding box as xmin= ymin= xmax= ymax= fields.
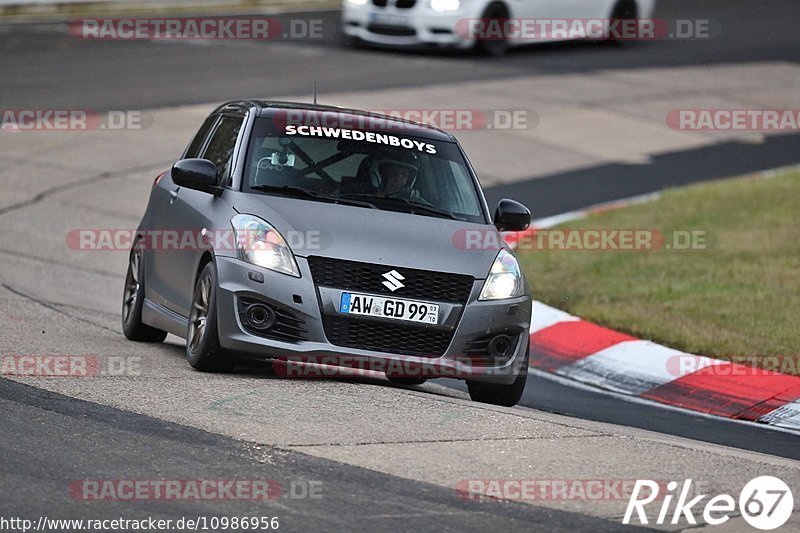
xmin=243 ymin=116 xmax=486 ymax=223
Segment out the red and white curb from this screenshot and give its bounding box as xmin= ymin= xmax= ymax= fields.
xmin=526 ymin=303 xmax=800 ymax=432
xmin=505 ymin=190 xmax=800 ymax=433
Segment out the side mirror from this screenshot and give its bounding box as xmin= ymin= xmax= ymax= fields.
xmin=494 ymin=199 xmax=531 ymax=232
xmin=171 ymin=159 xmax=220 ymax=195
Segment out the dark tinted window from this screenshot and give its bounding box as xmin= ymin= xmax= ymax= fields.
xmin=243 ymin=117 xmax=485 ymax=223
xmin=184 ymin=116 xmax=218 ymax=158
xmin=201 ymin=116 xmax=244 ymax=183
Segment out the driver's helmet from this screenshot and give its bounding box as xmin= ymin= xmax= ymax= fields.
xmin=369 ymin=152 xmax=420 ymax=196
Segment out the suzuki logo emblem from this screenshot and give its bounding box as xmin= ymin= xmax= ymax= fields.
xmin=382 ymin=270 xmax=405 ymax=292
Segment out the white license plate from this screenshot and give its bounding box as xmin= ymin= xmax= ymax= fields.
xmin=369 ymin=12 xmax=410 ymax=27
xmin=340 ymin=292 xmax=439 ymax=324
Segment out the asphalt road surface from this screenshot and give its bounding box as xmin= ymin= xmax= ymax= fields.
xmin=1 ymin=378 xmax=647 ymax=533
xmin=1 ymin=1 xmax=799 ymax=111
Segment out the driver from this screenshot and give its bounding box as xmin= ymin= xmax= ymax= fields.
xmin=370 ymin=153 xmax=420 ymax=199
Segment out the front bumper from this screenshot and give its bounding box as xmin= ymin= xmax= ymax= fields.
xmin=341 ymin=3 xmax=476 ymax=49
xmin=214 ymin=256 xmax=531 ymax=384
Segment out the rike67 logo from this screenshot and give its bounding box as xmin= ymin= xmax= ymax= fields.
xmin=624 ymin=476 xmax=793 ymax=530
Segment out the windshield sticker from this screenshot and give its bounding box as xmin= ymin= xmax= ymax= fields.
xmin=284 ymin=125 xmax=437 ymax=154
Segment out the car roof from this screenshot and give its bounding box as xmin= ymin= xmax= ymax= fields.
xmin=212 ymin=100 xmax=457 ymax=143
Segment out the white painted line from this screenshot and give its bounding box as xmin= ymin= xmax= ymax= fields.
xmin=532 ymin=192 xmax=661 ymax=229
xmin=555 ymin=340 xmax=724 ymax=396
xmin=529 ymin=367 xmax=800 ymax=437
xmin=530 ymin=301 xmax=579 ymax=334
xmin=529 ymin=166 xmax=800 ymax=232
xmin=759 ymin=400 xmax=800 ymax=431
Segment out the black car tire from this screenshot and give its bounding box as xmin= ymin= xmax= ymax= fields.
xmin=341 ymin=32 xmax=362 ymax=49
xmin=122 ymin=248 xmax=168 ymax=343
xmin=467 ymin=341 xmax=529 ymax=406
xmin=476 ymin=2 xmax=510 ymax=57
xmin=186 ymin=262 xmax=236 ymax=373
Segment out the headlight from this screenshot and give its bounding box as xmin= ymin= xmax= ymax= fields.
xmin=479 ymin=249 xmax=524 ymax=300
xmin=231 ymin=214 xmax=300 ymax=277
xmin=430 ymin=0 xmax=460 ymax=12
xmin=346 ymin=0 xmax=368 ymax=5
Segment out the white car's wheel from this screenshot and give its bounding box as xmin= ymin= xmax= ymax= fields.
xmin=476 ymin=2 xmax=510 ymax=57
xmin=607 ymin=0 xmax=639 ymax=44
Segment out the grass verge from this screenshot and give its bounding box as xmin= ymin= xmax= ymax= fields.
xmin=518 ymin=168 xmax=800 ymax=374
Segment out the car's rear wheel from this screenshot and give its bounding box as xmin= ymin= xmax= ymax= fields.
xmin=341 ymin=31 xmax=362 ymax=49
xmin=122 ymin=247 xmax=167 ymax=342
xmin=186 ymin=262 xmax=236 ymax=373
xmin=466 ymin=342 xmax=529 ymax=406
xmin=476 ymin=2 xmax=510 ymax=57
xmin=606 ymin=0 xmax=638 ymax=44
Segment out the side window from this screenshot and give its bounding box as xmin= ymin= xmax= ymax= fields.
xmin=201 ymin=116 xmax=244 ymax=184
xmin=444 ymin=160 xmax=481 ymax=215
xmin=184 ymin=116 xmax=218 ymax=159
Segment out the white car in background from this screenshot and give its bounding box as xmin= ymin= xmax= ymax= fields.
xmin=342 ymin=0 xmax=657 ymax=55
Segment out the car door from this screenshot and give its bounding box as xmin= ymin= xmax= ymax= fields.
xmin=144 ymin=114 xmax=218 ymax=314
xmin=155 ymin=114 xmax=245 ymax=318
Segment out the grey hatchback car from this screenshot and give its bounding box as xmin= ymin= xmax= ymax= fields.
xmin=122 ymin=101 xmax=533 ymax=406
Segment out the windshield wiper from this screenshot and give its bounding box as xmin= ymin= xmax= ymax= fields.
xmin=251 ymin=185 xmax=377 ymax=209
xmin=251 ymin=185 xmax=319 ymax=198
xmin=337 ymin=193 xmax=463 ymax=220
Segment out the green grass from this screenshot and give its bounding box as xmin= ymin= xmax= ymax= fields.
xmin=518 ymin=169 xmax=800 ymax=372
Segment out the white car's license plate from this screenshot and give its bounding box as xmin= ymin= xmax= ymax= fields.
xmin=368 ymin=12 xmax=410 ymax=27
xmin=340 ymin=292 xmax=439 ymax=324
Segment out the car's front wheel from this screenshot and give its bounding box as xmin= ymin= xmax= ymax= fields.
xmin=186 ymin=261 xmax=236 ymax=373
xmin=466 ymin=342 xmax=529 ymax=406
xmin=122 ymin=248 xmax=167 ymax=342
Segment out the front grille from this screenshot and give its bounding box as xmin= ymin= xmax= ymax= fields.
xmin=308 ymin=257 xmax=473 ymax=356
xmin=395 ymin=0 xmax=416 ymax=8
xmin=307 ymin=256 xmax=474 ymax=304
xmin=367 ymin=24 xmax=416 ymax=37
xmin=322 ymin=316 xmax=452 ymax=357
xmin=372 ymin=0 xmax=387 ymax=6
